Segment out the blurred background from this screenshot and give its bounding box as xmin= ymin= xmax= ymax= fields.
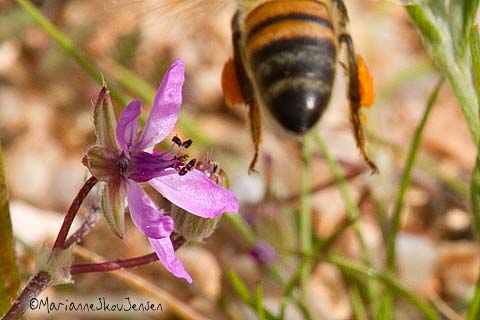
xmin=0 ymin=0 xmax=478 ymax=319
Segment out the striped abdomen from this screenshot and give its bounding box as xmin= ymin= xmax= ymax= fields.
xmin=244 ymin=0 xmax=337 ymax=133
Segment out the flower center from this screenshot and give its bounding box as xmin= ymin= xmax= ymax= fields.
xmin=117 ymin=153 xmax=130 ymax=177
xmin=127 ymin=136 xmax=197 ymax=183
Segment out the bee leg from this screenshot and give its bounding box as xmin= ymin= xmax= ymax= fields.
xmin=226 ymin=11 xmax=262 ymax=173
xmin=248 ymin=101 xmax=262 ymax=174
xmin=333 ymin=1 xmax=378 ymax=173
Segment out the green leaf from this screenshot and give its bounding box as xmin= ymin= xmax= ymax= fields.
xmin=471 ymin=24 xmax=480 ymax=103
xmin=228 ymin=271 xmax=276 ymax=320
xmin=0 ymin=143 xmax=20 ymax=314
xmin=467 ymin=24 xmax=480 ymax=320
xmin=461 ymin=0 xmax=480 ymax=56
xmin=405 ymin=5 xmax=443 ymax=48
xmin=406 ymin=4 xmax=480 ymax=143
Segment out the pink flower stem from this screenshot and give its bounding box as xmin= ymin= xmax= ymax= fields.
xmin=52 ymin=176 xmax=98 ymax=250
xmin=70 ymin=234 xmax=186 ymax=274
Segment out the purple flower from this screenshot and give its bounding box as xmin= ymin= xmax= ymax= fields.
xmin=250 ymin=240 xmax=277 ymax=266
xmin=83 ymin=59 xmax=239 ymax=283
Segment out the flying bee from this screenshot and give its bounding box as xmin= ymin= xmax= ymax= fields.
xmin=221 ymin=0 xmax=378 ymax=173
xmin=110 ymin=0 xmax=419 ymax=172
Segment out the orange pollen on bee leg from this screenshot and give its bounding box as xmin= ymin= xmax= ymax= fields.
xmin=356 ymin=54 xmax=375 ymax=108
xmin=221 ymin=58 xmax=246 ymax=108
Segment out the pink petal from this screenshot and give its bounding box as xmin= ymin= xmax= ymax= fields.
xmin=126 ymin=180 xmax=174 ymax=239
xmin=116 ymin=100 xmax=141 ymax=154
xmin=148 ymin=237 xmax=192 ymax=283
xmin=135 ymin=59 xmax=185 ymax=150
xmin=149 ymin=169 xmax=239 ymax=218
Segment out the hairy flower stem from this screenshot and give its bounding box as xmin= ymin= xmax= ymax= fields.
xmin=70 ymin=235 xmax=186 ymax=274
xmin=1 ymin=271 xmax=51 ymax=320
xmin=52 ymin=176 xmax=98 ymax=250
xmin=64 ymin=206 xmax=101 ymax=248
xmin=2 ymin=178 xmax=100 ymax=320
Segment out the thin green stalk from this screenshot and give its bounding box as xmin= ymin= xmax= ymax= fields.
xmin=15 ymin=0 xmax=128 ymax=107
xmin=228 ymin=271 xmax=276 ymax=320
xmin=327 ymin=255 xmax=440 ymax=320
xmin=16 ymin=0 xmax=211 ymax=147
xmin=299 ymin=137 xmax=313 ymax=294
xmin=467 ymin=271 xmax=480 ymax=320
xmin=349 ymin=284 xmax=368 ymax=320
xmin=369 ymin=132 xmax=469 ymax=198
xmin=0 ymin=143 xmax=20 ymax=315
xmin=471 ymin=24 xmax=480 ymax=119
xmin=255 ymin=285 xmax=265 ymax=320
xmin=312 ymin=134 xmax=378 ymax=315
xmin=224 ymin=213 xmax=314 ymax=319
xmin=278 ymin=216 xmax=356 ymax=320
xmin=382 ymin=79 xmax=443 ymax=319
xmin=470 ymin=24 xmax=480 ymax=241
xmin=224 ymin=213 xmax=256 ymax=246
xmin=458 ymin=0 xmax=480 ymax=57
xmin=466 ymin=24 xmax=480 ymax=320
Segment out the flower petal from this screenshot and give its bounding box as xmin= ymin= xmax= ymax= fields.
xmin=101 ymin=181 xmax=126 ymax=238
xmin=149 ymin=169 xmax=239 ymax=218
xmin=126 ymin=180 xmax=174 ymax=239
xmin=135 ymin=59 xmax=185 ymax=150
xmin=148 ymin=237 xmax=192 ymax=283
xmin=116 ymin=100 xmax=141 ymax=154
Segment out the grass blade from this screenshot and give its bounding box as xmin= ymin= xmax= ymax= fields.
xmin=467 ymin=23 xmax=480 ymax=320
xmin=461 ymin=0 xmax=480 ymax=57
xmin=15 ymin=0 xmax=211 ymax=147
xmin=381 ymin=78 xmax=443 ymax=319
xmin=14 ymin=0 xmax=128 ymax=106
xmin=327 ymin=255 xmax=440 ymax=320
xmin=313 ymin=134 xmax=379 ymax=315
xmin=299 ymin=137 xmax=313 ymax=293
xmin=0 ymin=143 xmax=20 ymax=315
xmin=228 ymin=271 xmax=276 ymax=320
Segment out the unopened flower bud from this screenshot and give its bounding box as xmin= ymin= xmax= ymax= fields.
xmin=170 ymin=160 xmax=229 ymax=241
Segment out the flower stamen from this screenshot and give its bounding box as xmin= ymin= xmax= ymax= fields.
xmin=179 ymin=159 xmax=197 ymax=176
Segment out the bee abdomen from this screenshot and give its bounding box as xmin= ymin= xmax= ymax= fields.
xmin=244 ymin=0 xmax=337 ymax=133
xmin=251 ymin=37 xmax=337 ymax=133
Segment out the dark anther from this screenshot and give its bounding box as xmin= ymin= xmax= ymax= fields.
xmin=172 ymin=136 xmax=182 ymax=146
xmin=185 ymin=159 xmax=196 ymax=171
xmin=182 ymin=139 xmax=193 ymax=148
xmin=178 ymin=159 xmax=196 ymax=176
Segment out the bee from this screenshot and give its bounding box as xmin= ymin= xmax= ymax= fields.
xmin=221 ymin=0 xmax=378 ymax=173
xmin=111 ymin=0 xmax=419 ymax=172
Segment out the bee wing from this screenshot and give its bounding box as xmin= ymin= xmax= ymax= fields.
xmin=105 ymin=0 xmax=231 ymax=30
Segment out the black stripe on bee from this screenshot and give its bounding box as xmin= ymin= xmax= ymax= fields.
xmin=250 ymin=37 xmax=337 ymax=133
xmin=246 ymin=13 xmax=334 ymax=41
xmin=251 ymin=37 xmax=336 ymax=90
